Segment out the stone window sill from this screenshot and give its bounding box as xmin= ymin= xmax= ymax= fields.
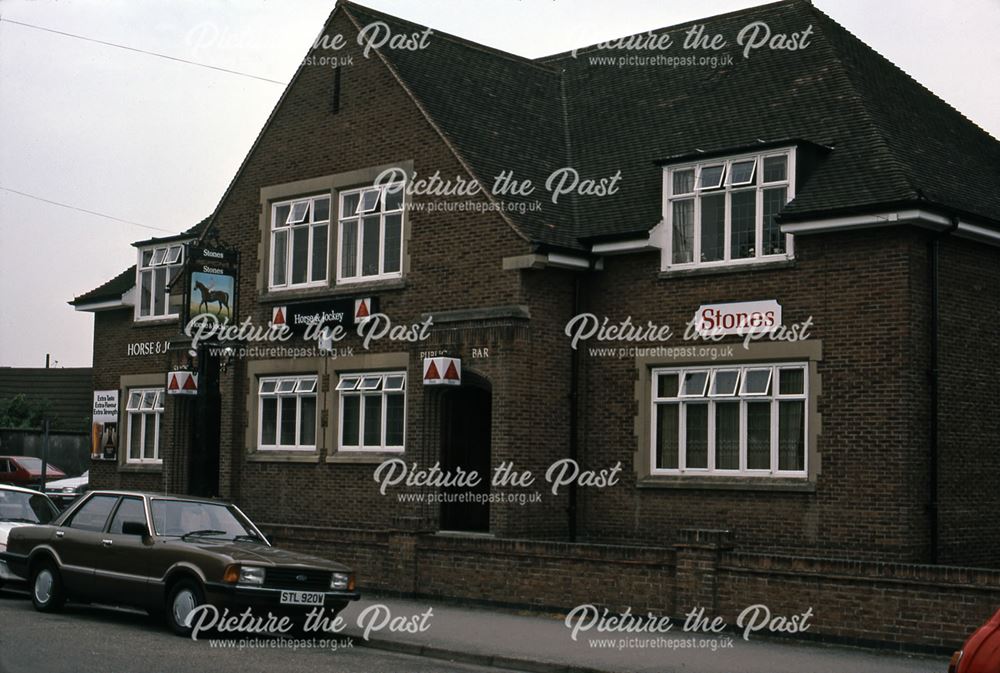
xmin=326 ymin=451 xmax=403 ymax=465
xmin=259 ymin=279 xmax=407 ymax=304
xmin=637 ymin=475 xmax=815 ymax=492
xmin=247 ymin=452 xmax=320 ymax=463
xmin=658 ymin=258 xmax=796 ymax=280
xmin=117 ymin=463 xmax=163 ymax=474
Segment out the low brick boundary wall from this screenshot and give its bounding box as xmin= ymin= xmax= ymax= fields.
xmin=265 ymin=524 xmax=998 ymax=652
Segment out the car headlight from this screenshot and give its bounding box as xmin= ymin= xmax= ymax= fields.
xmin=239 ymin=566 xmax=265 ymax=585
xmin=224 ymin=565 xmax=265 ymax=585
xmin=330 ymin=573 xmax=353 ymax=591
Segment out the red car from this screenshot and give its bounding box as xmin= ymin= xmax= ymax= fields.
xmin=951 ymin=608 xmax=1000 ymax=673
xmin=0 ymin=457 xmax=66 ymax=488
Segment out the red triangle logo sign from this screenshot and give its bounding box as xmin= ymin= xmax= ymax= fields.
xmin=424 ymin=361 xmax=440 ymax=381
xmin=168 ymin=373 xmax=180 ymax=391
xmin=444 ymin=361 xmax=460 ymax=380
xmin=273 ymin=307 xmax=285 ymax=325
xmin=356 ymin=299 xmax=370 ymax=319
xmin=182 ymin=373 xmax=198 ymax=391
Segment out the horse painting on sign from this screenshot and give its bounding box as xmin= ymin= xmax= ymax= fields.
xmin=189 ymin=272 xmax=235 ymax=321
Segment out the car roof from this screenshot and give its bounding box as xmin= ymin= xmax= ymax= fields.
xmin=87 ymin=490 xmax=232 ymax=505
xmin=0 ymin=483 xmax=54 ymax=497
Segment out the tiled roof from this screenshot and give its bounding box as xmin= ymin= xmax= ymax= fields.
xmin=69 ymin=265 xmax=135 ymax=307
xmin=71 ymin=216 xmax=211 ymax=307
xmin=342 ymin=0 xmax=1000 ymax=245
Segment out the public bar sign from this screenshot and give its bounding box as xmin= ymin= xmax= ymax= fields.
xmin=423 ymin=357 xmax=461 ymax=385
xmin=694 ymin=300 xmax=782 ymax=337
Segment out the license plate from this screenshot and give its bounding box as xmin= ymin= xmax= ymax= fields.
xmin=280 ymin=591 xmax=324 ymax=606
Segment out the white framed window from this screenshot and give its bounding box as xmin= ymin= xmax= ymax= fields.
xmin=337 ymin=371 xmax=406 ymax=452
xmin=136 ymin=244 xmax=184 ymax=320
xmin=663 ymin=149 xmax=795 ymax=270
xmin=337 ymin=183 xmax=404 ymax=283
xmin=651 ymin=363 xmax=807 ymax=477
xmin=125 ymin=387 xmax=164 ymax=463
xmin=269 ymin=195 xmax=331 ymax=290
xmin=257 ymin=375 xmax=318 ymax=451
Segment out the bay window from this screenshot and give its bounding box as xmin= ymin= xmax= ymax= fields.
xmin=337 ymin=184 xmax=404 ymax=282
xmin=270 ymin=195 xmax=330 ymax=290
xmin=665 ymin=149 xmax=794 ymax=270
xmin=136 ymin=244 xmax=184 ymax=320
xmin=257 ymin=375 xmax=318 ymax=450
xmin=652 ymin=363 xmax=807 ymax=476
xmin=337 ymin=371 xmax=405 ymax=452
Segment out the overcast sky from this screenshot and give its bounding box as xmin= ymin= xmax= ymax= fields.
xmin=1 ymin=0 xmax=997 ymax=368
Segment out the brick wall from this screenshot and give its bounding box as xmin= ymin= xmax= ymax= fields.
xmin=267 ymin=523 xmax=999 ymax=652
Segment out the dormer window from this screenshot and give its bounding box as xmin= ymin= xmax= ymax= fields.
xmin=136 ymin=244 xmax=184 ymax=321
xmin=664 ymin=149 xmax=795 ymax=270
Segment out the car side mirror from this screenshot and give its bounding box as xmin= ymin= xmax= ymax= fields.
xmin=121 ymin=521 xmax=150 ymax=537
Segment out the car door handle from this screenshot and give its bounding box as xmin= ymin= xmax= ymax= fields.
xmin=102 ymin=539 xmax=113 ymax=547
xmin=55 ymin=531 xmax=65 ymax=538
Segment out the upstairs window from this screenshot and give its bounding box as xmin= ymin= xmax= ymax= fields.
xmin=664 ymin=149 xmax=794 ymax=270
xmin=137 ymin=244 xmax=184 ymax=320
xmin=337 ymin=184 xmax=404 ymax=283
xmin=270 ymin=195 xmax=331 ymax=290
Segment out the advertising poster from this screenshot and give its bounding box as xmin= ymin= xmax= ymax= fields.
xmin=90 ymin=390 xmax=119 ymax=461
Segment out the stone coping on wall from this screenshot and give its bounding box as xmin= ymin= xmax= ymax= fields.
xmin=721 ymin=550 xmax=1000 ymax=591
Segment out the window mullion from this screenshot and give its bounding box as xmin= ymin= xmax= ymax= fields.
xmin=693 ymin=198 xmax=701 ymax=264
xmin=707 ymin=400 xmax=716 ymax=473
xmin=771 ymin=391 xmax=779 ymax=474
xmin=739 ymin=398 xmax=747 ymax=474
xmin=295 ymin=394 xmax=302 ymax=449
xmin=678 ymin=401 xmax=687 ymax=472
xmin=723 ymin=184 xmax=731 ymax=263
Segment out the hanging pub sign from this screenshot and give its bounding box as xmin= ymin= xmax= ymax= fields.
xmin=166 ymin=370 xmax=199 ymax=396
xmin=423 ymin=357 xmax=461 ymax=386
xmin=91 ymin=390 xmax=119 ymax=461
xmin=271 ymin=296 xmax=378 ymax=334
xmin=184 ymin=244 xmax=239 ymax=325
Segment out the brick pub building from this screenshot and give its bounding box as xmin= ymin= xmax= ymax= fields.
xmin=71 ymin=0 xmax=1000 ymax=650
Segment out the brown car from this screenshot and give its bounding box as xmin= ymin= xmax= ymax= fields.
xmin=0 ymin=490 xmax=359 ymax=635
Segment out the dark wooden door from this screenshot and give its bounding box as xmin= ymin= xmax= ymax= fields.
xmin=439 ymin=386 xmax=491 ymax=532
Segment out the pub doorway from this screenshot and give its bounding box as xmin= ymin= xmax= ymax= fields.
xmin=438 ymin=379 xmax=492 ymax=532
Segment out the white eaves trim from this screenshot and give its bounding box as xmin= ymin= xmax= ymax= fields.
xmin=502 ymin=253 xmax=603 ymax=271
xmin=781 ymin=209 xmax=1000 ymax=246
xmin=73 ymin=285 xmax=136 ymax=313
xmin=591 ymin=237 xmax=655 ymax=255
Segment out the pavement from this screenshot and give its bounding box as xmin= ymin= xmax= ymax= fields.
xmin=0 ymin=590 xmax=522 ymax=673
xmin=0 ymin=584 xmax=950 ymax=673
xmin=337 ymin=595 xmax=949 ymax=673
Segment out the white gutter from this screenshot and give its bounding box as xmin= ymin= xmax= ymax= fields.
xmin=73 ymin=298 xmax=127 ymax=312
xmin=591 ymin=237 xmax=653 ymax=255
xmin=781 ymin=209 xmax=1000 ymax=246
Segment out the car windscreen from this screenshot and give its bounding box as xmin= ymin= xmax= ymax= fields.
xmin=150 ymin=500 xmax=254 ymax=539
xmin=0 ymin=489 xmax=58 ymax=524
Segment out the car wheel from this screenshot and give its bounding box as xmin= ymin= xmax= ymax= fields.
xmin=167 ymin=579 xmax=205 ymax=637
xmin=31 ymin=561 xmax=66 ymax=612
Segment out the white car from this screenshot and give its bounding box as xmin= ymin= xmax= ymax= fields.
xmin=44 ymin=470 xmax=89 ymax=508
xmin=0 ymin=484 xmax=59 ymax=589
